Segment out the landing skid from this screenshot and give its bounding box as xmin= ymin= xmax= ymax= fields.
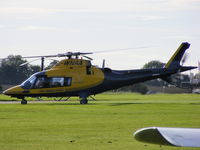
xmin=19 ymin=96 xmax=92 ymax=104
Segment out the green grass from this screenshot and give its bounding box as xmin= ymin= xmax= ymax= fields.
xmin=0 ymin=93 xmax=200 ymax=150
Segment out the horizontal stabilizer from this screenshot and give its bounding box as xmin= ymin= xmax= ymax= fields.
xmin=134 ymin=127 xmax=200 ymax=147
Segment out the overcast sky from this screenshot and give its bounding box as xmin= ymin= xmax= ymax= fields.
xmin=0 ymin=0 xmax=200 ymax=71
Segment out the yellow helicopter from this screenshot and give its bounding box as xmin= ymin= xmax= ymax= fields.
xmin=3 ymin=42 xmax=197 ymax=104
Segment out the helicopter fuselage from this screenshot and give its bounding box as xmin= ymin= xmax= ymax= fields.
xmin=3 ymin=58 xmax=194 ymax=98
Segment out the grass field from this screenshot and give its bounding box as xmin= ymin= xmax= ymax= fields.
xmin=0 ymin=93 xmax=200 ymax=150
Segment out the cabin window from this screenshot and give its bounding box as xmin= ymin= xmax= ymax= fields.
xmin=49 ymin=77 xmax=71 ymax=87
xmin=64 ymin=77 xmax=72 ymax=86
xmin=86 ymin=66 xmax=93 ymax=75
xmin=86 ymin=61 xmax=92 ymax=75
xmin=50 ymin=77 xmax=64 ymax=87
xmin=34 ymin=77 xmax=49 ymax=88
xmin=32 ymin=77 xmax=72 ymax=89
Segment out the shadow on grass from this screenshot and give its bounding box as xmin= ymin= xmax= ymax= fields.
xmin=108 ymin=102 xmax=149 ymax=106
xmin=46 ymin=103 xmax=97 ymax=106
xmin=28 ymin=101 xmax=97 ymax=106
xmin=189 ymin=103 xmax=200 ymax=105
xmin=0 ymin=100 xmax=18 ymax=102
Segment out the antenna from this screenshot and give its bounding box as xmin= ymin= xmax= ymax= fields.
xmin=102 ymin=59 xmax=105 ymax=69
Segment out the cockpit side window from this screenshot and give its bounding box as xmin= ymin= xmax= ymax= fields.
xmin=34 ymin=77 xmax=50 ymax=88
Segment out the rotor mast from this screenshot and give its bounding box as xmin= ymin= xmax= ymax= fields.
xmin=41 ymin=57 xmax=45 ymax=71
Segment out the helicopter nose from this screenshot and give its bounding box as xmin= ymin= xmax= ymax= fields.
xmin=3 ymin=86 xmax=24 ymax=96
xmin=2 ymin=89 xmax=10 ymax=95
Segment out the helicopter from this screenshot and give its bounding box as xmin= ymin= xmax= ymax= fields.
xmin=3 ymin=42 xmax=197 ymax=104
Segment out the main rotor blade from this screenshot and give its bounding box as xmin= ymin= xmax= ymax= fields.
xmin=1 ymin=46 xmax=151 ymax=61
xmin=22 ymin=54 xmax=58 ymax=59
xmin=94 ymin=46 xmax=153 ymax=54
xmin=19 ymin=58 xmax=41 ymax=67
xmin=21 ymin=52 xmax=93 ymax=59
xmin=83 ymin=55 xmax=93 ymax=60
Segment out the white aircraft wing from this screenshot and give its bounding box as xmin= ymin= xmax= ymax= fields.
xmin=134 ymin=127 xmax=200 ymax=147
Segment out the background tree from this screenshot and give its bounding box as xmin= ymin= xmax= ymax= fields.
xmin=195 ymin=72 xmax=200 ymax=79
xmin=0 ymin=55 xmax=40 ymax=85
xmin=143 ymin=60 xmax=165 ymax=69
xmin=0 ymin=55 xmax=27 ymax=84
xmin=29 ymin=65 xmax=41 ymax=74
xmin=143 ymin=60 xmax=166 ymax=86
xmin=45 ymin=60 xmax=59 ymax=70
xmin=0 ymin=83 xmax=2 ymax=91
xmin=143 ymin=60 xmax=191 ymax=89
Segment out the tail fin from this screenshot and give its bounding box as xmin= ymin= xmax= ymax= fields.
xmin=164 ymin=42 xmax=190 ymax=68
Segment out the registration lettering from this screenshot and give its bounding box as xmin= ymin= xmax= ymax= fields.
xmin=64 ymin=60 xmax=83 ymax=65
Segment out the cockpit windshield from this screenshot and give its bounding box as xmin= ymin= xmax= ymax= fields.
xmin=21 ymin=75 xmax=36 ymax=89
